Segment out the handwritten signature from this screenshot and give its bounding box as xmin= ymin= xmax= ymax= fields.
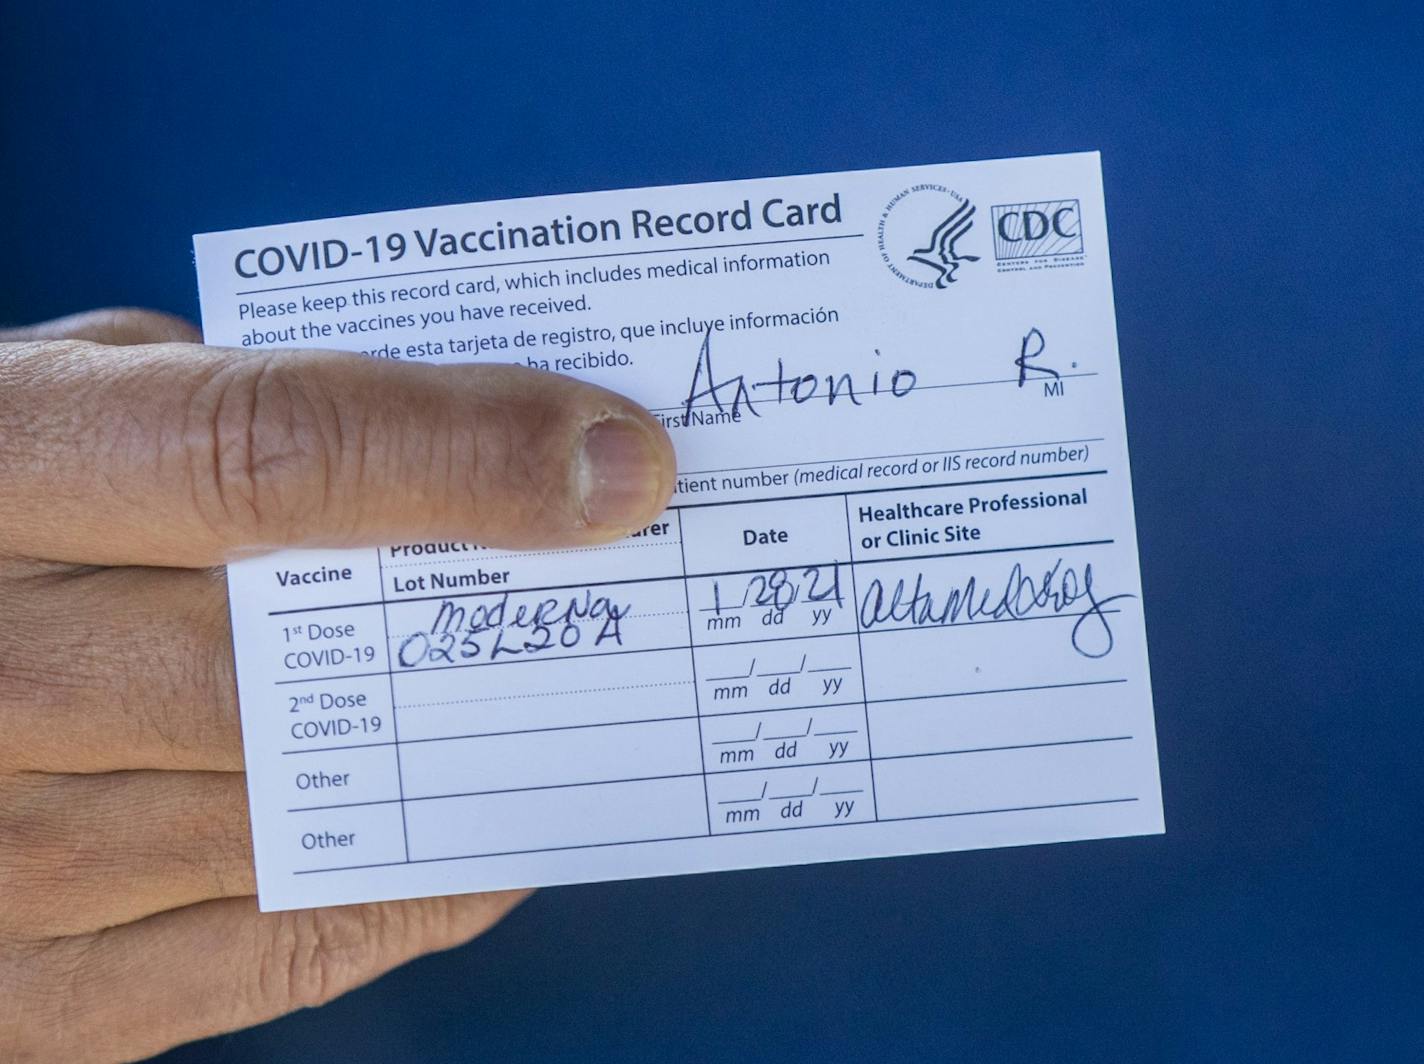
xmin=682 ymin=326 xmax=917 ymax=422
xmin=858 ymin=556 xmax=1133 ymax=658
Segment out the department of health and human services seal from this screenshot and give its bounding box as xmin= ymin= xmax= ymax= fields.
xmin=877 ymin=183 xmax=981 ymax=289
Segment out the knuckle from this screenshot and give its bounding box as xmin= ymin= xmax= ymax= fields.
xmin=0 ymin=635 xmax=50 ymax=725
xmin=257 ymin=906 xmax=393 ymax=1012
xmin=2 ymin=952 xmax=46 ymax=1060
xmin=0 ymin=307 xmax=197 ymax=346
xmin=103 ymin=583 xmax=236 ymax=766
xmin=0 ymin=778 xmax=82 ymax=931
xmin=0 ymin=338 xmax=86 ymax=368
xmin=183 ymin=355 xmax=347 ymax=543
xmin=0 ymin=341 xmax=85 ymax=447
xmin=195 ymin=577 xmax=241 ymax=746
xmin=459 ymin=391 xmax=576 ymax=531
xmin=0 ymin=620 xmax=71 ymax=774
xmin=90 ymin=306 xmax=155 ymax=336
xmin=87 ymin=306 xmax=200 ymax=344
xmin=0 ymin=581 xmax=171 ymax=771
xmin=0 ymin=568 xmax=238 ymax=775
xmin=0 ymin=935 xmax=111 ymax=1064
xmin=0 ymin=945 xmax=50 ymax=1062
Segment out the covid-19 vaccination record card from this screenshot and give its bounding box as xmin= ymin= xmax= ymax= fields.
xmin=194 ymin=151 xmax=1164 ymax=911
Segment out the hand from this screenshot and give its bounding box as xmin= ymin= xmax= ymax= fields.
xmin=0 ymin=308 xmax=676 ymax=1062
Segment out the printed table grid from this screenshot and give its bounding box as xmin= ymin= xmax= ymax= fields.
xmin=267 ymin=472 xmax=1141 ymax=876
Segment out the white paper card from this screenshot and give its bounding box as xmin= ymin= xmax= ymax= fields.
xmin=195 ymin=152 xmax=1163 ymax=911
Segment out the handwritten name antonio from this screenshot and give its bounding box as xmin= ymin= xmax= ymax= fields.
xmin=679 ymin=326 xmax=917 ymax=424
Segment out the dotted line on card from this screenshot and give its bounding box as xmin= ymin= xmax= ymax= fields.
xmin=400 ymin=679 xmax=695 ymax=708
xmin=383 ymin=609 xmax=688 ymax=642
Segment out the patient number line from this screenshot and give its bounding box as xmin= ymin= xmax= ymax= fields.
xmin=679 ymin=438 xmax=1104 ymax=478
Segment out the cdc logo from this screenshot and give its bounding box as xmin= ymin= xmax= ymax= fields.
xmin=990 ymin=199 xmax=1083 ymax=263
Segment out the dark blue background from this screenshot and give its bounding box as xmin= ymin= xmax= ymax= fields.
xmin=3 ymin=3 xmax=1420 ymax=1061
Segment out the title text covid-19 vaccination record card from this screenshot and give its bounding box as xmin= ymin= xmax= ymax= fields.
xmin=195 ymin=152 xmax=1164 ymax=912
